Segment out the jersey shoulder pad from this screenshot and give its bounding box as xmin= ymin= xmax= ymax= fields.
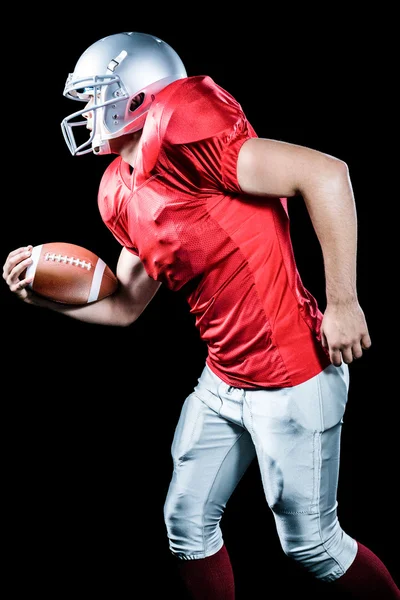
xmin=159 ymin=76 xmax=245 ymax=145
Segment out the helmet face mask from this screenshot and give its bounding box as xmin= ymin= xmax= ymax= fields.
xmin=62 ymin=73 xmax=129 ymax=155
xmin=61 ymin=32 xmax=187 ymax=156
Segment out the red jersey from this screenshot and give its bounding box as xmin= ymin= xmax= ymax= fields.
xmin=98 ymin=75 xmax=331 ymax=388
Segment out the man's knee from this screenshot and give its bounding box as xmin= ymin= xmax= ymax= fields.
xmin=164 ymin=488 xmax=224 ymax=560
xmin=279 ymin=524 xmax=358 ymax=581
xmin=164 ymin=492 xmax=198 ymax=549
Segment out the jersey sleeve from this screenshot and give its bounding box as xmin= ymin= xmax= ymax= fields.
xmin=158 ymin=76 xmax=258 ymax=193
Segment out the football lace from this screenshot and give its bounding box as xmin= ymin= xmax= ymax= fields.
xmin=44 ymin=252 xmax=92 ymax=270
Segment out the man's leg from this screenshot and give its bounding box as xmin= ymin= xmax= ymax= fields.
xmin=164 ymin=365 xmax=256 ymax=599
xmin=244 ymin=362 xmax=399 ymax=597
xmin=332 ymin=541 xmax=399 ymax=598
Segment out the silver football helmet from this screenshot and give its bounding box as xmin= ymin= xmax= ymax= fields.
xmin=61 ymin=32 xmax=187 ymax=156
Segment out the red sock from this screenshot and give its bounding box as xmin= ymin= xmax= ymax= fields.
xmin=333 ymin=541 xmax=400 ymax=598
xmin=176 ymin=544 xmax=235 ymax=600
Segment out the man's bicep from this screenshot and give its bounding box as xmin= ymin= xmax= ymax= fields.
xmin=236 ymin=137 xmax=340 ymax=198
xmin=116 ymin=248 xmax=161 ymax=315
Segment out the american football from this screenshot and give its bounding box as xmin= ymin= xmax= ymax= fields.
xmin=25 ymin=242 xmax=118 ymax=304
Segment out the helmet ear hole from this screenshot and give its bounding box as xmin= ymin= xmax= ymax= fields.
xmin=129 ymin=92 xmax=145 ymax=113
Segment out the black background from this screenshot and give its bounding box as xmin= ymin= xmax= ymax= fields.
xmin=1 ymin=9 xmax=397 ymax=599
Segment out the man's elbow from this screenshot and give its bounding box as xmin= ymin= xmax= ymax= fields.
xmin=299 ymin=154 xmax=350 ymax=197
xmin=119 ymin=307 xmax=140 ymax=327
xmin=329 ymin=156 xmax=349 ymax=177
xmin=328 ymin=157 xmax=351 ymax=191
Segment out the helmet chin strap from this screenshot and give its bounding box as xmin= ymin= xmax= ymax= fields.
xmin=93 ymin=138 xmax=111 ymax=155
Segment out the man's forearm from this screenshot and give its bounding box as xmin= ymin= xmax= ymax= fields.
xmin=300 ymin=161 xmax=358 ymax=305
xmin=25 ymin=288 xmax=138 ymax=327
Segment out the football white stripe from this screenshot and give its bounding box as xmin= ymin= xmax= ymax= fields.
xmin=25 ymin=244 xmax=42 ymax=286
xmin=88 ymin=258 xmax=106 ymax=302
